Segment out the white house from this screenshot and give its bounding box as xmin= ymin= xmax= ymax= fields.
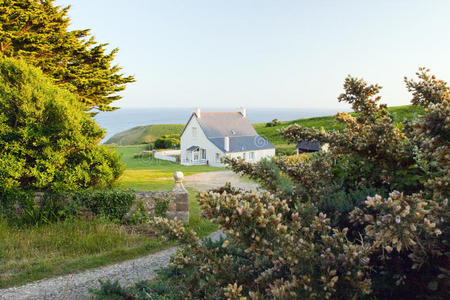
xmin=180 ymin=108 xmax=275 ymax=167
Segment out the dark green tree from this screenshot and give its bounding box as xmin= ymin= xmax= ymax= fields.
xmin=154 ymin=134 xmax=180 ymax=149
xmin=0 ymin=56 xmax=123 ymax=192
xmin=0 ymin=0 xmax=134 ymax=111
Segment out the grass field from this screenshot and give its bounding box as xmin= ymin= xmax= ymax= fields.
xmin=112 ymin=144 xmax=223 ymax=190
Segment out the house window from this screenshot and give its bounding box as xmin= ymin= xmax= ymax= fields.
xmin=201 ymin=149 xmax=206 ymax=160
xmin=215 ymin=153 xmax=220 ymax=162
xmin=243 ymin=152 xmax=247 ymax=160
xmin=192 ymin=127 xmax=197 ymax=137
xmin=249 ymin=152 xmax=255 ymax=160
xmin=193 ymin=151 xmax=199 ymax=161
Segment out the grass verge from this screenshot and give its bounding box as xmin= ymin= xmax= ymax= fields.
xmin=0 ymin=217 xmax=174 ymax=288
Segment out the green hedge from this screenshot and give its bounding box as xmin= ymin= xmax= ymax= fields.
xmin=73 ymin=190 xmax=135 ymax=221
xmin=0 ymin=189 xmax=135 ymax=226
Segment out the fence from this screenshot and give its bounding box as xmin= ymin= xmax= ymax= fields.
xmin=154 ymin=150 xmax=181 ymax=162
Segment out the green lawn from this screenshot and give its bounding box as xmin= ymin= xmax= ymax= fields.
xmin=113 ymin=144 xmax=222 ymax=172
xmin=112 ymin=144 xmax=224 ymax=190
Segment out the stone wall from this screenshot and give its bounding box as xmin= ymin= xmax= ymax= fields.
xmin=21 ymin=171 xmax=189 ymax=223
xmin=129 ymin=176 xmax=189 ymax=222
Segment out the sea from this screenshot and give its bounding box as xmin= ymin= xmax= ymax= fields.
xmin=94 ymin=107 xmax=348 ymax=143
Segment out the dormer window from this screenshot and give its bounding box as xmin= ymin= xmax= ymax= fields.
xmin=231 ymin=129 xmax=236 ymax=135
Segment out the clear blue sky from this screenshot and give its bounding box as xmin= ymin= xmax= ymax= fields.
xmin=58 ymin=0 xmax=450 ymax=109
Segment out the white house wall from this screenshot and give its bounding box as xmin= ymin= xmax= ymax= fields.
xmin=227 ymin=148 xmax=275 ymax=163
xmin=180 ymin=116 xmax=225 ymax=167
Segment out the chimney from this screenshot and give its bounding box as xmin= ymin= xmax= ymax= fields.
xmin=195 ymin=107 xmax=201 ymax=118
xmin=239 ymin=107 xmax=246 ymax=118
xmin=224 ymin=136 xmax=230 ymax=152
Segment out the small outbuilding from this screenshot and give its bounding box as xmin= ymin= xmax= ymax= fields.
xmin=296 ymin=141 xmax=328 ymax=154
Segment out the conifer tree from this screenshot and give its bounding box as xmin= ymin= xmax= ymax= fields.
xmin=0 ymin=0 xmax=134 ymax=111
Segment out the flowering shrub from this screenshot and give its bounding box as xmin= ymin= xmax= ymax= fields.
xmin=349 ymin=192 xmax=448 ymax=297
xmin=95 ymin=69 xmax=449 ymax=299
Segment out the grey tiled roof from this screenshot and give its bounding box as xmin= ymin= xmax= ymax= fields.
xmin=296 ymin=141 xmax=321 ymax=151
xmin=186 ymin=145 xmax=199 ymax=151
xmin=196 ymin=112 xmax=258 ymax=138
xmin=209 ymin=136 xmax=274 ymax=153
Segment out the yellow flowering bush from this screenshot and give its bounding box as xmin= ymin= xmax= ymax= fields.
xmin=100 ymin=69 xmax=448 ymax=299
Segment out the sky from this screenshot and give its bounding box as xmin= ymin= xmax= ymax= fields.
xmin=58 ymin=0 xmax=450 ymax=109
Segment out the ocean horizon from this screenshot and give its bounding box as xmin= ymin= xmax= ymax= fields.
xmin=94 ymin=107 xmax=349 ymax=143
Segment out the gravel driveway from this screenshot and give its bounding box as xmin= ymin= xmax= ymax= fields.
xmin=0 ymin=247 xmax=177 ymax=300
xmin=184 ymin=170 xmax=258 ymax=191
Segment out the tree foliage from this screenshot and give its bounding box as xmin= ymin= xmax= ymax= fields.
xmin=0 ymin=0 xmax=134 ymax=111
xmin=154 ymin=134 xmax=180 ymax=149
xmin=132 ymin=68 xmax=449 ymax=300
xmin=265 ymin=118 xmax=281 ymax=127
xmin=0 ymin=56 xmax=123 ymax=193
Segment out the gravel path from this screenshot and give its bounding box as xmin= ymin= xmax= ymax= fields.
xmin=0 ymin=232 xmax=225 ymax=300
xmin=0 ymin=247 xmax=177 ymax=300
xmin=184 ymin=170 xmax=258 ymax=191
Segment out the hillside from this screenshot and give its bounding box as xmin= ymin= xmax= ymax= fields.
xmin=105 ymin=124 xmax=185 ymax=145
xmin=254 ymin=105 xmax=424 ymax=153
xmin=105 ymin=105 xmax=424 ymax=151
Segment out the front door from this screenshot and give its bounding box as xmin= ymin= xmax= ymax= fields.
xmin=193 ymin=151 xmax=199 ymax=161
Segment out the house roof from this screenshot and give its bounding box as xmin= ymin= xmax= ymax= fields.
xmin=196 ymin=111 xmax=258 ymax=138
xmin=296 ymin=141 xmax=321 ymax=151
xmin=186 ymin=145 xmax=199 ymax=151
xmin=209 ymin=136 xmax=275 ymax=153
xmin=180 ymin=110 xmax=275 ymax=153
